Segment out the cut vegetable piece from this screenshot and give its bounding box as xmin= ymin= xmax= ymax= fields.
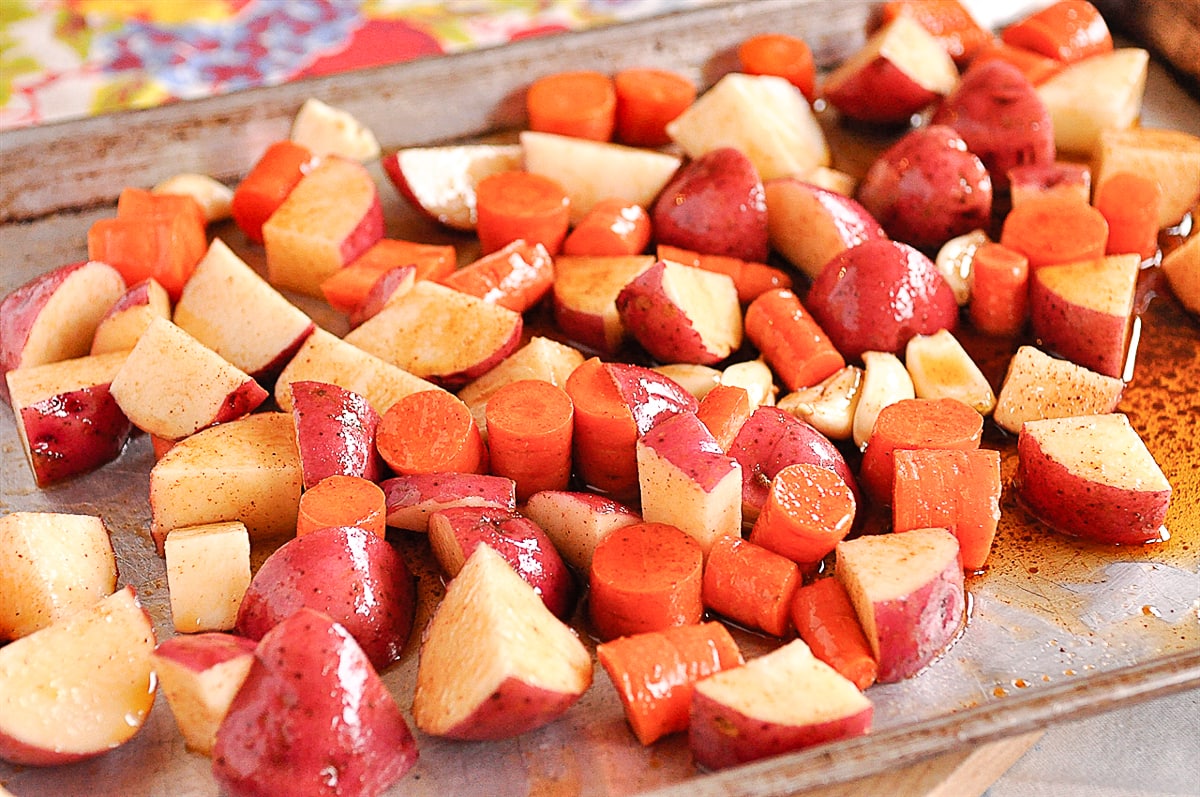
xmin=474 ymin=170 xmax=570 ymax=256
xmin=439 ymin=239 xmax=554 ymax=313
xmin=904 ymin=329 xmax=996 ymax=415
xmin=485 ymin=379 xmax=574 ymax=500
xmin=613 ymin=68 xmax=697 ymax=147
xmin=744 ymin=287 xmax=844 ymax=391
xmin=90 ymin=278 xmax=170 ymax=356
xmin=777 ymin=365 xmax=862 ymax=443
xmin=702 ymin=535 xmax=800 ymax=637
xmin=749 ymin=462 xmax=856 ymax=570
xmin=790 ymin=578 xmax=878 ymax=690
xmin=165 ymin=521 xmax=251 ymax=633
xmin=1035 ymin=48 xmax=1149 ymax=155
xmin=289 ymin=97 xmax=380 ymax=161
xmin=993 ymin=345 xmax=1123 ymax=435
xmin=382 ymin=473 xmax=516 ymax=533
xmin=377 ymin=389 xmax=487 ymax=476
xmin=382 ymin=143 xmax=523 ymax=231
xmin=289 ymin=379 xmax=385 ymax=489
xmin=296 ymin=475 xmax=386 ymax=539
xmin=152 ymin=633 xmax=256 ymax=756
xmin=552 ymin=255 xmax=656 ymax=353
xmin=523 ymin=490 xmax=640 ymax=573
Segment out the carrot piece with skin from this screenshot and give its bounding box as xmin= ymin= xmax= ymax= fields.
xmin=878 ymin=0 xmax=992 ymax=65
xmin=1095 ymin=172 xmax=1163 ymax=261
xmin=565 ymin=357 xmax=640 ymax=500
xmin=230 ymin=140 xmax=315 ymax=244
xmin=596 ymin=621 xmax=742 ymax=745
xmin=588 ymin=521 xmax=704 ymax=641
xmin=744 ymin=288 xmax=845 ymax=391
xmin=999 ymin=194 xmax=1109 ymax=270
xmin=701 ymin=536 xmax=800 ymax=638
xmin=858 ymin=397 xmax=984 ymax=506
xmin=790 ymin=577 xmax=878 ymax=690
xmin=748 ymin=463 xmax=857 ymax=570
xmin=969 ymin=242 xmax=1030 ymax=337
xmin=695 ymin=384 xmax=753 ymax=452
xmin=376 ymin=389 xmax=487 ymax=476
xmin=320 ymin=238 xmax=456 ymax=314
xmin=969 ymin=40 xmax=1064 ymax=86
xmin=485 ymin=379 xmax=574 ymax=501
xmin=1001 ymin=0 xmax=1112 ymax=64
xmin=657 ymin=244 xmax=792 ymax=304
xmin=526 ymin=70 xmax=617 ymax=142
xmin=439 ymin=239 xmax=554 ymax=313
xmin=475 ymin=170 xmax=571 ymax=256
xmin=892 ymin=448 xmax=1002 ymax=572
xmin=562 ymin=199 xmax=652 ymax=257
xmin=296 ymin=475 xmax=387 ymax=539
xmin=737 ymin=33 xmax=817 ymax=101
xmin=613 ymin=68 xmax=697 ymax=148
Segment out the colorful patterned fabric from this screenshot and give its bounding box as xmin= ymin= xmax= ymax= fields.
xmin=0 ymin=0 xmax=708 ymax=131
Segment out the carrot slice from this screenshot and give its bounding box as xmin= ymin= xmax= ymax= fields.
xmin=439 ymin=239 xmax=554 ymax=313
xmin=749 ymin=462 xmax=857 ymax=570
xmin=969 ymin=39 xmax=1064 ymax=86
xmin=613 ymin=68 xmax=697 ymax=147
xmin=657 ymin=244 xmax=792 ymax=304
xmin=1094 ymin=172 xmax=1163 ymax=261
xmin=588 ymin=521 xmax=704 ymax=641
xmin=87 ymin=198 xmax=207 ymax=301
xmin=117 ymin=186 xmax=206 ymax=230
xmin=695 ymin=384 xmax=753 ymax=452
xmin=561 ymin=199 xmax=652 ymax=257
xmin=701 ymin=536 xmax=800 ymax=638
xmin=859 ymin=397 xmax=984 ymax=505
xmin=376 ymin=389 xmax=487 ymax=476
xmin=1001 ymin=0 xmax=1112 ymax=64
xmin=737 ymin=33 xmax=817 ymax=101
xmin=526 ymin=70 xmax=617 ymax=142
xmin=320 ymin=239 xmax=456 ymax=314
xmin=893 ymin=448 xmax=1002 ymax=572
xmin=969 ymin=242 xmax=1029 ymax=337
xmin=230 ymin=140 xmax=315 ymax=244
xmin=296 ymin=474 xmax=386 ymax=539
xmin=475 ymin=170 xmax=571 ymax=256
xmin=596 ymin=622 xmax=741 ymax=745
xmin=999 ymin=194 xmax=1109 ymax=270
xmin=485 ymin=379 xmax=574 ymax=501
xmin=790 ymin=577 xmax=878 ymax=690
xmin=564 ymin=357 xmax=639 ymax=500
xmin=744 ymin=288 xmax=845 ymax=391
xmin=878 ymin=0 xmax=992 ymax=65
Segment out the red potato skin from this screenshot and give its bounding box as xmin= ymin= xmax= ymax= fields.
xmin=212 ymin=609 xmax=417 ymax=797
xmin=855 ymin=125 xmax=993 ymax=252
xmin=824 ymin=57 xmax=940 ymax=125
xmin=689 ymin=691 xmax=872 ymax=771
xmin=652 ymin=147 xmax=769 ymax=263
xmin=0 ymin=261 xmax=89 ymax=376
xmin=290 ymin=380 xmax=385 ymax=489
xmin=931 ymin=59 xmax=1056 ymax=191
xmin=19 ymin=384 xmax=132 ymax=487
xmin=209 ymin=379 xmax=271 ymax=429
xmin=428 ymin=506 xmax=577 ymax=620
xmin=616 ymin=261 xmax=729 ymax=366
xmin=869 ymin=553 xmax=965 ymax=683
xmin=438 ymin=676 xmax=587 ymax=741
xmin=1016 ymin=431 xmax=1170 ymax=545
xmin=381 ymin=472 xmax=516 ymax=532
xmin=1029 ymin=273 xmax=1129 ymax=379
xmin=806 ymin=239 xmax=959 ymax=362
xmin=728 ymin=406 xmax=860 ymax=522
xmin=234 ymin=526 xmax=416 ymax=671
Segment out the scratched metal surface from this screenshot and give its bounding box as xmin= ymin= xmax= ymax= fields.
xmin=2 ymin=2 xmax=1199 ymax=795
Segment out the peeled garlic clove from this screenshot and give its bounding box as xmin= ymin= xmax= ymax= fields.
xmin=152 ymin=173 xmax=233 ymax=223
xmin=935 ymin=228 xmax=989 ymax=306
xmin=852 ymin=350 xmax=915 ymax=450
xmin=778 ymin=365 xmax=862 ymax=440
xmin=721 ymin=358 xmax=777 ymax=409
xmin=905 ymin=329 xmax=996 ymax=415
xmin=653 ymin=363 xmax=722 ymax=400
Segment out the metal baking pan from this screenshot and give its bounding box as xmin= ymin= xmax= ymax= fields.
xmin=2 ymin=2 xmax=1198 ymax=795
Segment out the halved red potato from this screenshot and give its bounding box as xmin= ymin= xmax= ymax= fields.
xmin=90 ymin=278 xmax=170 ymax=355
xmin=152 ymin=633 xmax=257 ymax=756
xmin=381 ymin=472 xmax=516 ymax=533
xmin=553 ymin=255 xmax=656 ymax=354
xmin=383 ymin=143 xmax=523 ymax=230
xmin=523 ymin=490 xmax=641 ymax=573
xmin=764 ymin=178 xmax=886 ymax=281
xmin=289 ymin=380 xmax=385 ymax=488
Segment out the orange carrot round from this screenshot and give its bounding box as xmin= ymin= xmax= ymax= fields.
xmin=744 ymin=288 xmax=845 ymax=391
xmin=790 ymin=577 xmax=878 ymax=690
xmin=613 ymin=68 xmax=697 ymax=147
xmin=230 ymin=140 xmax=315 ymax=244
xmin=701 ymin=536 xmax=800 ymax=638
xmin=999 ymin=194 xmax=1109 ymax=270
xmin=695 ymin=384 xmax=753 ymax=452
xmin=526 ymin=70 xmax=617 ymax=141
xmin=475 ymin=170 xmax=571 ymax=255
xmin=1001 ymin=0 xmax=1112 ymax=64
xmin=737 ymin=33 xmax=817 ymax=101
xmin=376 ymin=389 xmax=487 ymax=476
xmin=296 ymin=474 xmax=386 ymax=539
xmin=596 ymin=621 xmax=741 ymax=745
xmin=1094 ymin=172 xmax=1163 ymax=262
xmin=485 ymin=379 xmax=574 ymax=501
xmin=858 ymin=397 xmax=983 ymax=505
xmin=969 ymin=242 xmax=1029 ymax=337
xmin=657 ymin=244 xmax=792 ymax=304
xmin=565 ymin=357 xmax=639 ymax=500
xmin=439 ymin=239 xmax=555 ymax=312
xmin=561 ymin=199 xmax=652 ymax=257
xmin=588 ymin=521 xmax=704 ymax=641
xmin=749 ymin=463 xmax=857 ymax=569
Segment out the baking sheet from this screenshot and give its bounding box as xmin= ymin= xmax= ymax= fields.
xmin=2 ymin=2 xmax=1199 ymax=795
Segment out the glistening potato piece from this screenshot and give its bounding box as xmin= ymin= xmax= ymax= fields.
xmin=993 ymin=346 xmax=1123 ymax=434
xmin=152 ymin=633 xmax=256 ymax=756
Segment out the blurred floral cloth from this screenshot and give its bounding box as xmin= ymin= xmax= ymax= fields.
xmin=0 ymin=0 xmax=706 ymax=131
